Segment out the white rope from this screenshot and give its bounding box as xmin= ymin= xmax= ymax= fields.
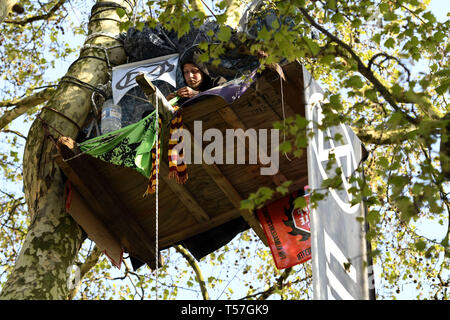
xmin=85 ymin=32 xmax=121 ymax=42
xmin=155 ymin=89 xmax=159 ymax=300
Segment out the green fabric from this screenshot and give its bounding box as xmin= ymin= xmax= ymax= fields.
xmin=78 ymin=110 xmax=160 ymax=179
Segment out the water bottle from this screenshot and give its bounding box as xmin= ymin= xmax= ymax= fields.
xmin=101 ymin=99 xmax=122 ymax=134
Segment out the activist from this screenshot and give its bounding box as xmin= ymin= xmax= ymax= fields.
xmin=166 ymin=51 xmax=226 ymax=105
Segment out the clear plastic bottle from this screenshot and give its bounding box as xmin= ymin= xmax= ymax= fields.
xmin=101 ymin=99 xmax=122 ymax=134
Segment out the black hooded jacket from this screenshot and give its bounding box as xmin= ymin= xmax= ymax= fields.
xmin=177 ymin=51 xmax=227 ymax=105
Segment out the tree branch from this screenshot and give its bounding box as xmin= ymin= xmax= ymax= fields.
xmin=367 ymin=52 xmax=411 ymax=82
xmin=174 ymin=244 xmax=210 ymax=300
xmin=4 ymin=0 xmax=67 ymax=25
xmin=67 ymin=245 xmax=102 ymax=300
xmin=0 ymin=87 xmax=55 ymax=130
xmin=298 ymin=6 xmax=421 ymax=126
xmin=256 ymin=267 xmax=293 ymax=300
xmin=1 ymin=129 xmax=27 ymax=140
xmin=352 ymin=126 xmax=416 ymax=145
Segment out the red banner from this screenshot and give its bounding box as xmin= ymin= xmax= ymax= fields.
xmin=257 ymin=189 xmax=311 ymax=269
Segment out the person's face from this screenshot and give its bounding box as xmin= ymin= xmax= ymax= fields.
xmin=183 ymin=63 xmax=203 ymax=89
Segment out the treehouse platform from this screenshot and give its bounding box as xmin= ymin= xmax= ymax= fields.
xmin=54 ymin=61 xmax=309 ymax=269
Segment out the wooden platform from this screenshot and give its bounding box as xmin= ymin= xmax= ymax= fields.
xmin=54 ymin=61 xmax=309 ymax=269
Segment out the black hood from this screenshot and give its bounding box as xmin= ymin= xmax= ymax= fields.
xmin=179 ymin=50 xmax=225 ymax=92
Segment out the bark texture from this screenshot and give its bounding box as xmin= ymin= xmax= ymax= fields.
xmin=0 ymin=0 xmax=16 ymax=23
xmin=0 ymin=0 xmax=132 ymax=299
xmin=0 ymin=88 xmax=56 ymax=130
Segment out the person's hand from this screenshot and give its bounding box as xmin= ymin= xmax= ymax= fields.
xmin=176 ymin=86 xmax=199 ymax=98
xmin=166 ymin=92 xmax=177 ymax=101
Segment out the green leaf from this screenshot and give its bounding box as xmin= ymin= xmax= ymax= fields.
xmin=326 ymin=0 xmax=336 ymax=10
xmin=422 ymin=11 xmax=436 ymax=23
xmin=217 ymin=26 xmax=232 ymax=42
xmin=304 ymin=37 xmax=320 ymax=56
xmin=279 ymin=141 xmax=292 ymax=153
xmin=378 ymin=156 xmax=389 ymax=168
xmin=384 ymin=37 xmax=395 ymax=48
xmin=294 ymin=196 xmax=307 ymax=209
xmin=135 ymin=21 xmax=145 ymax=31
xmin=383 ymin=11 xmax=398 ymax=21
xmin=331 ymin=12 xmax=344 ymax=24
xmin=116 ymin=8 xmax=126 ymax=18
xmin=379 ymin=3 xmax=389 ymax=13
xmin=240 ymin=199 xmax=254 ymax=211
xmin=372 ymin=33 xmax=381 ymax=44
xmin=367 ymin=210 xmax=381 ymax=226
xmin=257 ymin=26 xmax=271 ymax=42
xmin=320 ymin=54 xmax=336 ymax=65
xmin=345 ymin=75 xmax=364 ymax=89
xmin=414 ymin=240 xmax=427 ymax=251
xmin=276 ymin=180 xmax=292 ymax=195
xmin=295 ymin=115 xmax=309 ymax=129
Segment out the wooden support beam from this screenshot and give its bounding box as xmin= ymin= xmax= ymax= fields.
xmin=54 ymin=136 xmax=162 ymax=269
xmin=185 ymin=125 xmax=269 ymax=246
xmin=218 ymin=106 xmax=288 ymax=187
xmin=159 ymin=208 xmax=240 ymax=249
xmin=159 ymin=161 xmax=210 ymax=223
xmin=135 ymin=73 xmax=177 ymax=123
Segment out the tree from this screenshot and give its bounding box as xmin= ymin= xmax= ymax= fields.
xmin=0 ymin=0 xmax=448 ymax=300
xmin=0 ymin=1 xmax=21 ymax=24
xmin=0 ymin=0 xmax=130 ymax=299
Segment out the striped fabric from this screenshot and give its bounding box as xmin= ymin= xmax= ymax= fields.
xmin=168 ymin=108 xmax=188 ymax=184
xmin=144 ymin=109 xmax=188 ymax=197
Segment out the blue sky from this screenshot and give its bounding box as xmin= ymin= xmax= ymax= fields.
xmin=2 ymin=0 xmax=448 ymax=299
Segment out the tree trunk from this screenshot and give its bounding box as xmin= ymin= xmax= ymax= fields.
xmin=0 ymin=0 xmax=16 ymax=23
xmin=0 ymin=0 xmax=132 ymax=299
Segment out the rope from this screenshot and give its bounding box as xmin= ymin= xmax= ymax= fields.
xmin=41 ymin=106 xmax=82 ymax=132
xmin=154 ymin=84 xmax=160 ymax=300
xmin=81 ymin=44 xmax=114 ymax=71
xmin=59 ymin=76 xmax=108 ymax=98
xmin=199 ymin=0 xmax=217 ymax=19
xmin=36 ymin=114 xmax=64 ymax=139
xmin=85 ymin=32 xmax=121 ymax=42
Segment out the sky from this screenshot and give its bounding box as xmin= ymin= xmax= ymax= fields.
xmin=2 ymin=0 xmax=449 ymax=300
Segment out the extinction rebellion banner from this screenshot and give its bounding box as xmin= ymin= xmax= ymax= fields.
xmin=111 ymin=53 xmax=179 ymax=104
xmin=303 ymin=66 xmax=374 ymax=300
xmin=256 ymin=189 xmax=311 ymax=270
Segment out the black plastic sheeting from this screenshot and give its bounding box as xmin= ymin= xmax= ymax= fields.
xmin=119 ymin=19 xmax=260 ymax=86
xmin=116 ymin=19 xmax=261 ymax=130
xmin=116 ymin=3 xmax=298 ymax=127
xmin=117 ymin=12 xmax=300 ymax=268
xmin=117 ymin=21 xmax=259 ymax=269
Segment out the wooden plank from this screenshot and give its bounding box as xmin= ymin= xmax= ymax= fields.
xmin=54 ymin=137 xmax=161 ymax=269
xmin=135 ymin=73 xmax=177 ymax=123
xmin=218 ymin=106 xmax=288 ymax=187
xmin=67 ymin=186 xmax=123 ymax=268
xmin=159 ymin=208 xmax=241 ymax=249
xmin=183 ymin=126 xmax=269 ymax=246
xmin=159 ymin=161 xmax=210 ymax=222
xmin=180 ymin=96 xmax=230 ymax=124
